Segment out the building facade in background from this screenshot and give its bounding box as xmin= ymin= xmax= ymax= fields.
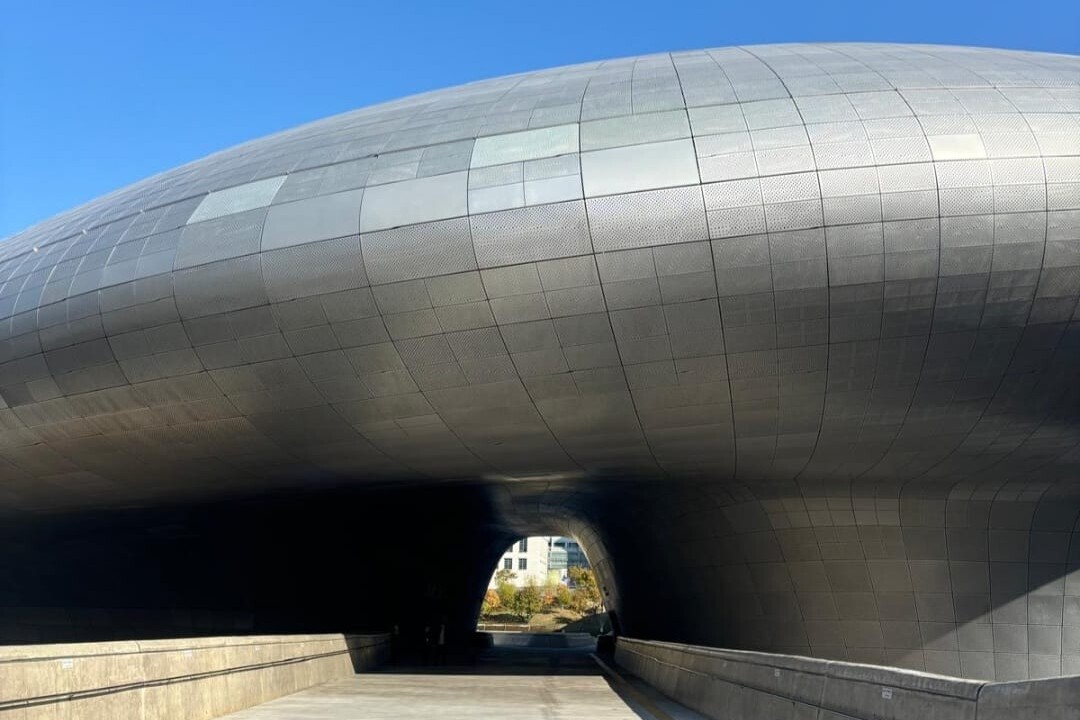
xmin=487 ymin=536 xmax=590 ymax=587
xmin=487 ymin=536 xmax=553 ymax=588
xmin=547 ymin=537 xmax=590 ymax=584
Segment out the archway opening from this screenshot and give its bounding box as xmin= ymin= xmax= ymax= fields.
xmin=475 ymin=535 xmax=609 ymax=634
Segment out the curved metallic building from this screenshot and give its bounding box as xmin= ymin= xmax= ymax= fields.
xmin=2 ymin=44 xmax=1079 ymax=681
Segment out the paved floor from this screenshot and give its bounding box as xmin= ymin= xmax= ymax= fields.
xmin=219 ymin=638 xmax=705 ymax=719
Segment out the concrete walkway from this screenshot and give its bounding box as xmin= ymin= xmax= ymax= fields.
xmin=218 ymin=639 xmax=705 ymax=720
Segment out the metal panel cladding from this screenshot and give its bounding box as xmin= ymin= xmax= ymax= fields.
xmin=0 ymin=43 xmax=1077 ymax=510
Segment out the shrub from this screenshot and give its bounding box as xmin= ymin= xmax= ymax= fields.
xmin=510 ymin=581 xmax=543 ymax=623
xmin=496 ymin=581 xmax=517 ymax=610
xmin=552 ymin=584 xmax=573 ymax=608
xmin=540 ymin=581 xmax=561 ymax=608
xmin=567 ymin=567 xmax=601 ymax=614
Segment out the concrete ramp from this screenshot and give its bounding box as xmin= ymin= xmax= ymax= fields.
xmin=217 ymin=642 xmax=705 ymax=719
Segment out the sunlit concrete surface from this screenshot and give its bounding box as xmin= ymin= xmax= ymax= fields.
xmin=217 ymin=674 xmax=648 ymax=720
xmin=216 ymin=644 xmax=705 ymax=720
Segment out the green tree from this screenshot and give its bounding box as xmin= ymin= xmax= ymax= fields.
xmin=496 ymin=580 xmax=516 ymax=611
xmin=511 ymin=581 xmax=543 ymax=623
xmin=567 ymin=566 xmax=601 ymax=614
xmin=493 ymin=567 xmax=518 ymax=613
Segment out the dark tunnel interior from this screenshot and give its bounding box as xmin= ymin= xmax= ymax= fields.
xmin=0 ymin=478 xmax=614 ymax=646
xmin=2 ymin=476 xmax=1079 ymax=680
xmin=0 ymin=476 xmax=648 ymax=644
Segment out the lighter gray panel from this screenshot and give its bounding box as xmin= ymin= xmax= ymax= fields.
xmin=261 ymin=188 xmax=364 ymax=250
xmin=471 ymin=124 xmax=579 ymax=168
xmin=524 ymin=175 xmax=582 ymax=205
xmin=928 ymin=135 xmax=988 ymax=161
xmin=358 ymin=172 xmax=468 ymax=233
xmin=186 ymin=176 xmax=286 ymax=224
xmin=580 ymin=110 xmax=691 ymax=151
xmin=581 ymin=139 xmax=700 ymax=197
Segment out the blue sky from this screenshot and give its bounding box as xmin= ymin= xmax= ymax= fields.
xmin=1 ymin=0 xmax=1076 ymax=238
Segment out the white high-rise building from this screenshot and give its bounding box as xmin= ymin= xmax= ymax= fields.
xmin=487 ymin=537 xmax=553 ymax=588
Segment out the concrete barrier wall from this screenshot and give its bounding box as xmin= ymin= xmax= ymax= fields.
xmin=615 ymin=637 xmax=1079 ymax=719
xmin=0 ymin=633 xmax=389 ymax=720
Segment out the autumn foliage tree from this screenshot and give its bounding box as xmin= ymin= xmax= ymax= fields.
xmin=480 ymin=589 xmax=501 ymax=616
xmin=567 ymin=566 xmax=601 ymax=613
xmin=509 ymin=580 xmax=543 ymax=622
xmin=552 ymin=584 xmax=573 ymax=608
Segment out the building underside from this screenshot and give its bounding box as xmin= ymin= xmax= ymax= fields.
xmin=1 ymin=43 xmax=1078 ymax=682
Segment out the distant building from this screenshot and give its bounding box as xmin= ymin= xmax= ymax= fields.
xmin=487 ymin=537 xmax=552 ymax=588
xmin=547 ymin=537 xmax=589 ymax=584
xmin=488 ymin=536 xmax=590 ymax=589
